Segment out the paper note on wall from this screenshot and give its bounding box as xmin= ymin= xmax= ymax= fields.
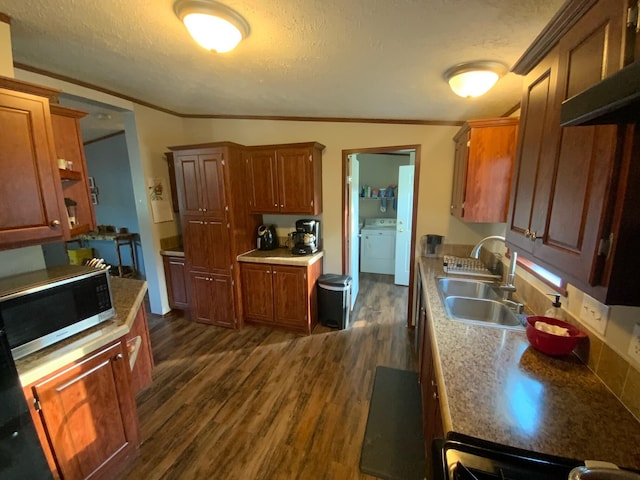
xmin=147 ymin=177 xmax=174 ymax=223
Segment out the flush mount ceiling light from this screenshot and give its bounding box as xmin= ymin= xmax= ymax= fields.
xmin=443 ymin=61 xmax=507 ymax=98
xmin=174 ymin=0 xmax=250 ymax=53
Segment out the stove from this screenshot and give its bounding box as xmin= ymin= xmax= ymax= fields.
xmin=433 ymin=434 xmax=583 ymax=480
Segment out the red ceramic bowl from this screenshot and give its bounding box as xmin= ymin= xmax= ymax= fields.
xmin=526 ymin=316 xmax=587 ymax=356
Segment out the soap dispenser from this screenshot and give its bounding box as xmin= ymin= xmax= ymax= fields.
xmin=545 ymin=294 xmax=565 ymax=320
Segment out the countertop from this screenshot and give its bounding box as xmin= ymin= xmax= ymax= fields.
xmin=419 ymin=257 xmax=640 ymax=468
xmin=237 ymin=248 xmax=324 ymax=267
xmin=16 ymin=276 xmax=148 ymax=386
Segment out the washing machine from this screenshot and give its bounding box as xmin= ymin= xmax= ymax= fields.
xmin=360 ymin=218 xmax=397 ymax=274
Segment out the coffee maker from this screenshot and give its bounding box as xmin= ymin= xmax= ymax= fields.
xmin=292 ymin=219 xmax=320 ymax=255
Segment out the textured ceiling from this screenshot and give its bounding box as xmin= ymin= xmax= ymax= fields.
xmin=0 ymin=0 xmax=564 ymax=122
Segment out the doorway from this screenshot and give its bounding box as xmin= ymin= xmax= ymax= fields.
xmin=342 ymin=145 xmax=421 ymax=328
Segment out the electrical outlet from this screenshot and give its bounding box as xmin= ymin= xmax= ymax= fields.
xmin=628 ymin=324 xmax=640 ymax=365
xmin=579 ymin=293 xmax=610 ymax=335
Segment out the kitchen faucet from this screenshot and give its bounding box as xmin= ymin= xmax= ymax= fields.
xmin=470 ymin=236 xmax=521 ymax=311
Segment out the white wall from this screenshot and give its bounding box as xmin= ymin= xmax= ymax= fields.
xmin=0 ymin=18 xmax=12 ymax=76
xmin=123 ymin=105 xmax=184 ymax=313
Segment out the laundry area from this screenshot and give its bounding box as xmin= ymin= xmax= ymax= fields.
xmin=355 ymin=152 xmax=414 ymax=285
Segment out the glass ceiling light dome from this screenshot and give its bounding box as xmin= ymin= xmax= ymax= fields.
xmin=444 ymin=61 xmax=507 ymax=98
xmin=174 ymin=0 xmax=250 ymax=53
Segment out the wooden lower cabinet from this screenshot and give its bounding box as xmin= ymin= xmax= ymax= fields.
xmin=24 ymin=339 xmax=139 ymax=480
xmin=240 ymin=261 xmax=322 ymax=334
xmin=417 ymin=281 xmax=444 ymax=476
xmin=190 ymin=271 xmax=235 ymax=328
xmin=162 ymin=254 xmax=189 ymax=310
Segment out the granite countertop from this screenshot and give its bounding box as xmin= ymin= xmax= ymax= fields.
xmin=16 ymin=276 xmax=148 ymax=386
xmin=237 ymin=248 xmax=324 ymax=267
xmin=419 ymin=257 xmax=640 ymax=468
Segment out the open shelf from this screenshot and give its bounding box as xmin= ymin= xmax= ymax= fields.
xmin=59 ymin=168 xmax=82 ymax=181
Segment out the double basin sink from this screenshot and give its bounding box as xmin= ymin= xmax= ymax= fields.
xmin=437 ymin=278 xmax=524 ymax=329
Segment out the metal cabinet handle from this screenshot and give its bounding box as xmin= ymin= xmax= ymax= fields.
xmin=115 ymin=353 xmax=124 ymax=360
xmin=50 ymin=220 xmax=60 ymax=227
xmin=524 ymin=228 xmax=531 ymax=238
xmin=530 ymin=231 xmax=537 ymax=241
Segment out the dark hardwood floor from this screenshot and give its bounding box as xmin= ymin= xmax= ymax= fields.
xmin=124 ymin=273 xmax=416 ymax=479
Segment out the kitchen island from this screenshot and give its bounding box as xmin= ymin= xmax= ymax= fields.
xmin=418 ymin=257 xmax=640 ymax=469
xmin=15 ymin=276 xmax=151 ymax=480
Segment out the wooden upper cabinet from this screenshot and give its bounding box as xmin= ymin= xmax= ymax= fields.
xmin=246 ymin=142 xmax=324 ymax=215
xmin=0 ymin=87 xmax=65 ymax=248
xmin=451 ymin=118 xmax=518 ymax=223
xmin=507 ymin=49 xmax=561 ymax=254
xmin=173 ymin=151 xmax=227 ymax=218
xmin=508 ymin=0 xmax=640 ymax=304
xmin=50 ymin=104 xmax=97 ymax=236
xmin=246 ymin=148 xmax=279 ymax=213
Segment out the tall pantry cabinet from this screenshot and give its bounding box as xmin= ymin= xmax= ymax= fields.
xmin=169 ymin=142 xmax=261 ymax=328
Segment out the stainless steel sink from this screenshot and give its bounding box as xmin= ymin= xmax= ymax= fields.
xmin=443 ymin=296 xmax=524 ymax=329
xmin=437 ymin=278 xmax=500 ymax=300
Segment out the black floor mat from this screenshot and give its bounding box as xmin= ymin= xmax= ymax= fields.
xmin=359 ymin=366 xmax=426 ymax=480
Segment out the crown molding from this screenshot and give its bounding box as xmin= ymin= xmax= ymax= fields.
xmin=15 ymin=62 xmax=465 ymax=126
xmin=511 ymin=0 xmax=598 ymax=75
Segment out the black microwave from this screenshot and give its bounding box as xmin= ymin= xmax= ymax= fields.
xmin=0 ymin=266 xmax=115 ymax=360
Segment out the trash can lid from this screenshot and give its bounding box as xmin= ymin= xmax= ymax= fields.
xmin=318 ymin=274 xmax=352 ymax=287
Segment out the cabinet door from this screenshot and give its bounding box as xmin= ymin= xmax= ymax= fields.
xmin=163 ymin=255 xmax=188 ymax=309
xmin=126 ymin=305 xmax=154 ymax=395
xmin=533 ymin=0 xmax=625 ymax=284
xmin=184 ymin=218 xmax=231 ymax=274
xmin=240 ymin=263 xmax=274 ymax=322
xmin=190 ymin=272 xmax=235 ymax=327
xmin=464 ymin=123 xmax=518 ymax=222
xmin=183 ymin=216 xmax=210 ymax=273
xmin=200 ymin=151 xmax=227 ymax=218
xmin=277 ymin=147 xmax=314 ymax=214
xmin=174 ymin=154 xmax=202 ymax=216
xmin=246 ymin=149 xmax=279 ymax=213
xmin=190 ymin=272 xmax=213 ymax=324
xmin=210 ymin=273 xmax=236 ymax=328
xmin=450 ymin=132 xmax=469 ymax=218
xmin=272 ymin=265 xmax=307 ymax=327
xmin=507 ymin=49 xmax=560 ymax=254
xmin=0 ymin=89 xmax=64 ymax=246
xmin=32 ymin=340 xmax=138 ymax=480
xmin=166 ymin=152 xmax=179 ymax=213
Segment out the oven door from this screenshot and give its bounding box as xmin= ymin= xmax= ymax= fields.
xmin=433 ymin=435 xmax=582 ymax=480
